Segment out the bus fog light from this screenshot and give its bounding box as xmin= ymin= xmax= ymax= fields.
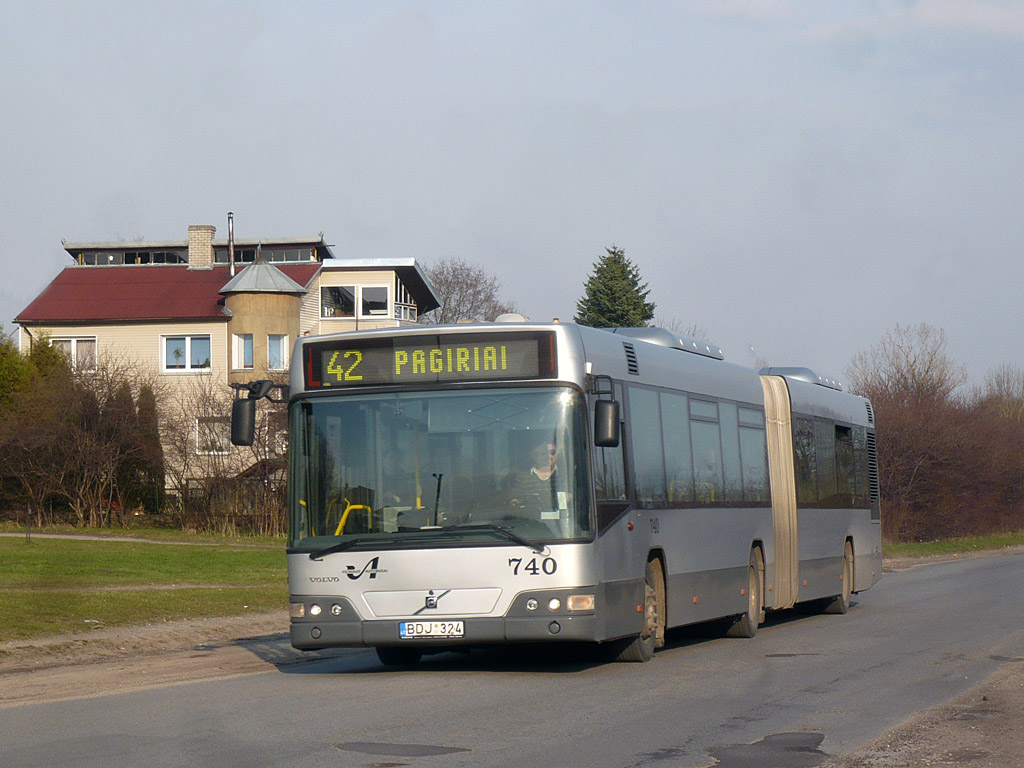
xmin=289 ymin=603 xmax=305 ymax=619
xmin=526 ymin=599 xmax=538 ymax=611
xmin=331 ymin=604 xmax=343 ymax=616
xmin=309 ymin=603 xmax=322 ymax=617
xmin=548 ymin=598 xmax=561 ymax=611
xmin=568 ymin=594 xmax=595 ymax=611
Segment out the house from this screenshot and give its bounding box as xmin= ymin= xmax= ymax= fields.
xmin=14 ymin=222 xmax=440 ymax=474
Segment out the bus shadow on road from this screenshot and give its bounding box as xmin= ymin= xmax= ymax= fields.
xmin=246 ymin=604 xmax=861 ymax=675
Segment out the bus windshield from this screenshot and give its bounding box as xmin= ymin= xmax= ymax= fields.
xmin=288 ymin=386 xmax=592 ymax=550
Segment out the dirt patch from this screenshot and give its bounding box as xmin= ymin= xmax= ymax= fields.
xmin=0 ymin=611 xmax=337 ymax=708
xmin=822 ymin=662 xmax=1024 ymax=767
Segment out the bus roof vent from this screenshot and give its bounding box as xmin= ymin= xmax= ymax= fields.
xmin=622 ymin=342 xmax=640 ymax=375
xmin=610 ymin=326 xmax=724 ymax=360
xmin=760 ymin=366 xmax=843 ymax=391
xmin=864 ymin=400 xmax=875 ymax=425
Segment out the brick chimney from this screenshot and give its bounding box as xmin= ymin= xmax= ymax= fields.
xmin=188 ymin=225 xmax=216 ymax=269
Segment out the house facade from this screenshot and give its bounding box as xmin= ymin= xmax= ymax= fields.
xmin=15 ymin=222 xmax=439 ymax=477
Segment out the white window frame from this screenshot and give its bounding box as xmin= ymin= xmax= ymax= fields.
xmin=267 ymin=334 xmax=289 ymax=371
xmin=51 ymin=336 xmax=97 ymax=371
xmin=233 ymin=333 xmax=254 ymax=371
xmin=320 ymin=285 xmax=356 ymax=318
xmin=196 ymin=416 xmax=231 ymax=455
xmin=359 ymin=285 xmax=390 ymax=318
xmin=162 ymin=334 xmax=212 ymax=374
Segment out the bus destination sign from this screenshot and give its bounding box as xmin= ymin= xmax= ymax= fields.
xmin=305 ymin=332 xmax=557 ymax=388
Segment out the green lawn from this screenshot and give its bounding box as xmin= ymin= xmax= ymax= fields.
xmin=0 ymin=536 xmax=288 ymax=644
xmin=882 ymin=531 xmax=1024 ymax=559
xmin=3 ymin=528 xmax=1022 ymax=646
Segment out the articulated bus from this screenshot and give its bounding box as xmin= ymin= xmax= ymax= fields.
xmin=232 ymin=321 xmax=881 ymax=665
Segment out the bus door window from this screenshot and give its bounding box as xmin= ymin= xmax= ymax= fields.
xmin=660 ymin=391 xmax=694 ymax=505
xmin=835 ymin=425 xmax=855 ymax=508
xmin=689 ymin=399 xmax=724 ymax=504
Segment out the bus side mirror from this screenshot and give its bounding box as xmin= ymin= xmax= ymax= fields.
xmin=594 ymin=400 xmax=620 ymax=447
xmin=231 ymin=398 xmax=256 ymax=446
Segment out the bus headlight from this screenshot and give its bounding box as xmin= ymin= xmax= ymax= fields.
xmin=548 ymin=598 xmax=561 ymax=611
xmin=568 ymin=594 xmax=595 ymax=612
xmin=309 ymin=603 xmax=323 ymax=617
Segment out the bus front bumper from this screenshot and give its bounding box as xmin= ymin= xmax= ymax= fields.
xmin=288 ymin=584 xmax=640 ymax=650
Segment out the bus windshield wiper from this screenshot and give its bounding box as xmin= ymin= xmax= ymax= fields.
xmin=308 ymin=537 xmax=374 ymax=560
xmin=443 ymin=524 xmax=546 ymax=554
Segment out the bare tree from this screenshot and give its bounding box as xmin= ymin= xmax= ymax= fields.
xmin=982 ymin=363 xmax=1024 ymax=422
xmin=847 ymin=323 xmax=966 ymax=404
xmin=655 ymin=315 xmax=709 ymax=340
xmin=160 ymin=375 xmax=287 ymax=535
xmin=419 ymin=257 xmax=517 ymax=324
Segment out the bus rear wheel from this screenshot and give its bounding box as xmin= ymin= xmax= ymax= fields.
xmin=616 ymin=557 xmax=665 ymax=662
xmin=726 ymin=548 xmax=764 ymax=638
xmin=375 ymin=646 xmax=423 ymax=667
xmin=823 ymin=541 xmax=854 ymax=615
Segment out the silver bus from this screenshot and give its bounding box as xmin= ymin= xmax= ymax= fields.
xmin=232 ymin=321 xmax=881 ymax=665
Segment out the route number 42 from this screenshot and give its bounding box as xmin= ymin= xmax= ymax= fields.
xmin=508 ymin=557 xmax=557 ymax=576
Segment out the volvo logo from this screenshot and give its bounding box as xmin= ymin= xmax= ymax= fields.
xmin=416 ymin=589 xmax=451 ymax=614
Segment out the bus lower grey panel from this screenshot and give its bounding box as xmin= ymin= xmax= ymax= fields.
xmin=666 ymin=565 xmax=747 ymax=627
xmin=601 ymin=577 xmax=645 ymax=641
xmin=796 ymin=555 xmax=844 ymax=602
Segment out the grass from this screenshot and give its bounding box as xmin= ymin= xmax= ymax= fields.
xmin=0 ymin=536 xmax=288 ymax=643
xmin=3 ymin=527 xmax=1022 ymax=645
xmin=883 ymin=531 xmax=1024 ymax=559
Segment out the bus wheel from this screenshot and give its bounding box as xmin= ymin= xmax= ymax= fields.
xmin=726 ymin=548 xmax=764 ymax=638
xmin=616 ymin=558 xmax=664 ymax=662
xmin=824 ymin=541 xmax=854 ymax=615
xmin=376 ymin=646 xmax=423 ymax=667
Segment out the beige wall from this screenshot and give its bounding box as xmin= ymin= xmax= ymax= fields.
xmin=19 ymin=320 xmax=230 ymax=396
xmin=310 ymin=268 xmax=419 ymax=335
xmin=224 ymin=293 xmax=302 ymax=386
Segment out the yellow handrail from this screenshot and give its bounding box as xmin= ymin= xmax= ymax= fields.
xmin=334 ymin=497 xmax=372 ymax=535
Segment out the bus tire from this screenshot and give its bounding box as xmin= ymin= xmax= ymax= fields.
xmin=823 ymin=541 xmax=854 ymax=615
xmin=376 ymin=646 xmax=423 ymax=667
xmin=616 ymin=558 xmax=663 ymax=662
xmin=726 ymin=548 xmax=764 ymax=639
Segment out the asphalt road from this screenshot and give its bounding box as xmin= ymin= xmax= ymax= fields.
xmin=3 ymin=551 xmax=1023 ymax=768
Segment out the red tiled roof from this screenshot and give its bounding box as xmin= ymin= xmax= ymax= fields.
xmin=15 ymin=264 xmax=321 ymax=324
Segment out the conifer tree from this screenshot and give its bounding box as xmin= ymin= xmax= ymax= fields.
xmin=136 ymin=384 xmax=165 ymax=514
xmin=575 ymin=246 xmax=655 ymax=328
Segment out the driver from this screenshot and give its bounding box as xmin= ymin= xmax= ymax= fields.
xmin=507 ymin=441 xmax=559 ymax=511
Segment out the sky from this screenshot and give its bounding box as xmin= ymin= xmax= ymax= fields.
xmin=2 ymin=0 xmax=1023 ymax=387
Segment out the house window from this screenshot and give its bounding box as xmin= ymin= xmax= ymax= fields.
xmin=394 ymin=277 xmax=418 ymax=321
xmin=361 ymin=286 xmax=389 ymax=316
xmin=321 ymin=286 xmax=355 ymax=317
xmin=234 ymin=334 xmax=254 ymax=370
xmin=164 ymin=335 xmax=211 ymax=372
xmin=51 ymin=337 xmax=97 ymax=371
xmin=196 ymin=416 xmax=231 ymax=455
xmin=268 ymin=334 xmax=288 ymax=371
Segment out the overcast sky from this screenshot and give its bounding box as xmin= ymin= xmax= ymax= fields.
xmin=2 ymin=1 xmax=1022 ymax=386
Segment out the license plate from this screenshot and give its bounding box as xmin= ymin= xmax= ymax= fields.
xmin=399 ymin=621 xmax=464 ymax=639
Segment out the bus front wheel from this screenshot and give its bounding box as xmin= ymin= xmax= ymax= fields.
xmin=615 ymin=558 xmax=665 ymax=662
